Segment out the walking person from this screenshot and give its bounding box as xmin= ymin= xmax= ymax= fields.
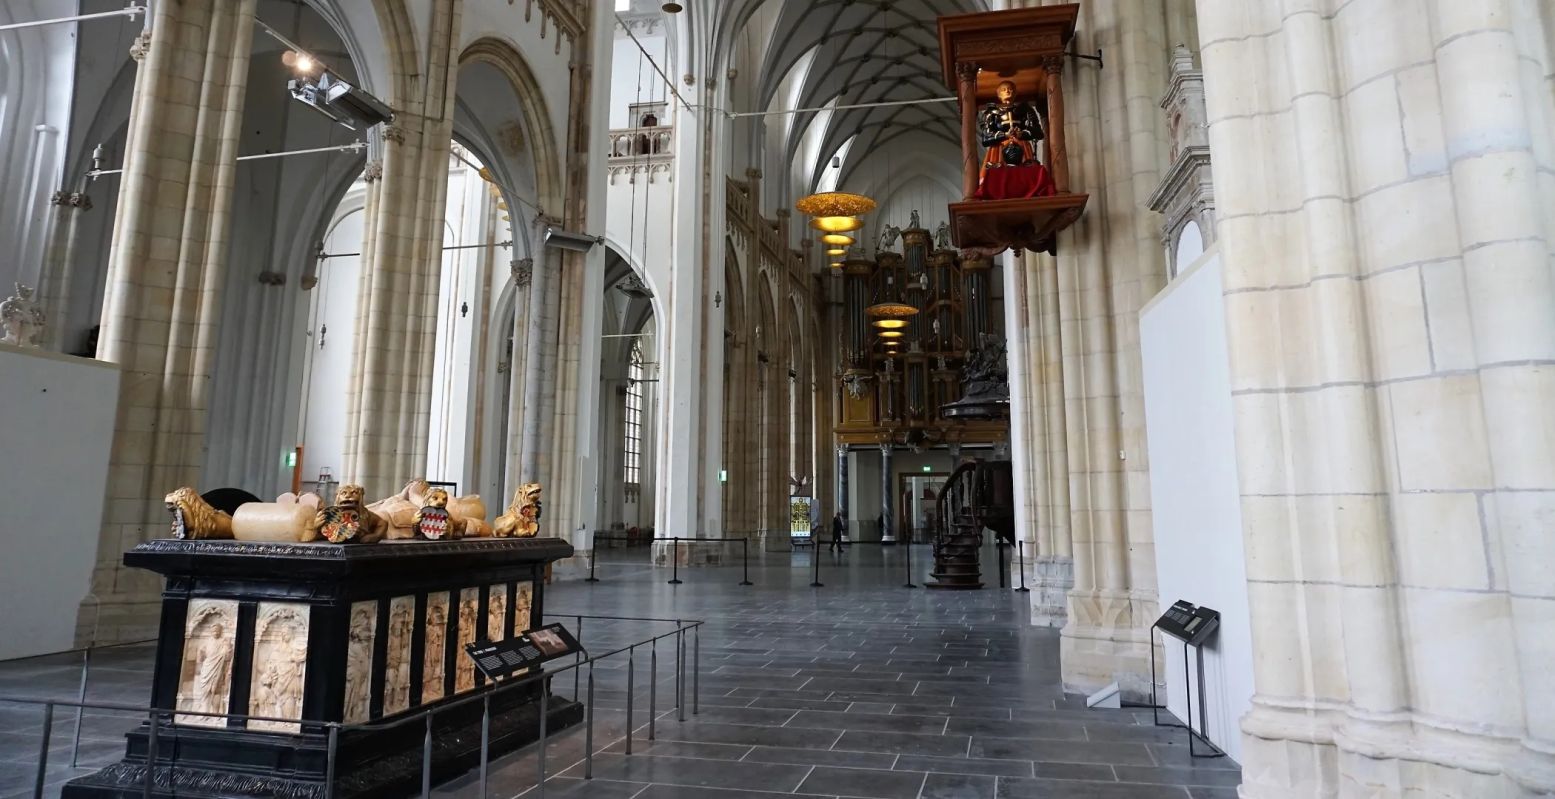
xmin=830 ymin=511 xmax=846 ymax=553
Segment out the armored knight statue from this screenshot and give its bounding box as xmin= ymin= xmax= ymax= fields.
xmin=978 ymin=80 xmax=1044 ymax=176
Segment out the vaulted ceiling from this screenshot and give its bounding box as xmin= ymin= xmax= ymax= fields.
xmin=704 ymin=0 xmax=989 ymax=213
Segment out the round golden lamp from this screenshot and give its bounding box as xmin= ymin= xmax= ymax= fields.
xmin=820 ymin=233 xmax=855 ymax=246
xmin=795 ymin=192 xmax=876 ymax=218
xmin=826 ymin=247 xmax=847 ymax=256
xmin=872 ymin=318 xmax=908 ymax=330
xmin=864 ymin=301 xmax=918 ymax=318
xmin=809 ymin=216 xmax=863 ymax=233
xmin=830 ymin=261 xmax=844 ymax=269
xmin=877 ymin=330 xmax=905 ymax=339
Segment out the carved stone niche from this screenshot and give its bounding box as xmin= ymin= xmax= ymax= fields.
xmin=1147 ymin=45 xmax=1216 ymax=280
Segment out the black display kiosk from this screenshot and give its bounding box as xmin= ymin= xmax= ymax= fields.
xmin=1146 ymin=599 xmax=1226 ymax=759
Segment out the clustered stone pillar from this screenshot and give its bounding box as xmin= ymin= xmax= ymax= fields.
xmin=85 ymin=0 xmax=260 ymax=642
xmin=994 ymin=0 xmax=1173 ymax=695
xmin=342 ymin=2 xmax=462 ymax=500
xmin=879 ymin=443 xmax=894 ymax=543
xmin=1200 ymin=0 xmax=1555 ymax=794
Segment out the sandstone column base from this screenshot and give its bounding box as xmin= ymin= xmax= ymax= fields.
xmin=1238 ymin=701 xmax=1555 ymax=798
xmin=1060 ymin=588 xmax=1157 ymax=700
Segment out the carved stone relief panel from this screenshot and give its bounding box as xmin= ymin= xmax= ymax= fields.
xmin=383 ymin=596 xmax=415 ymax=715
xmin=176 ymin=599 xmax=238 ymax=727
xmin=487 ymin=584 xmax=508 ymax=643
xmin=343 ymin=601 xmax=377 ymax=723
xmin=456 ymin=588 xmax=479 ymax=693
xmin=422 ymin=593 xmax=450 ymax=704
xmin=248 ymin=603 xmax=309 ymax=733
xmin=513 ymin=582 xmax=534 ymax=636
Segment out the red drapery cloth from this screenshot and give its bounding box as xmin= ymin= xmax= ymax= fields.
xmin=975 ymin=163 xmax=1056 ymax=201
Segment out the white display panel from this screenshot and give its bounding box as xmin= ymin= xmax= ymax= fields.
xmin=1139 ymin=247 xmax=1255 ymax=763
xmin=0 ymin=344 xmax=119 ymax=659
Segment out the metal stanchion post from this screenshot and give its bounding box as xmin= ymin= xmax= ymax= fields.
xmin=676 ymin=628 xmax=686 ymax=723
xmin=584 ymin=664 xmax=596 ymax=779
xmin=668 ymin=538 xmax=683 ymax=585
xmin=693 ymin=625 xmax=700 ymax=715
xmin=143 ymin=710 xmax=157 ymax=799
xmin=479 ymin=694 xmax=491 ymax=799
xmin=325 ymin=726 xmax=338 ymax=799
xmin=997 ymin=542 xmax=1008 ymax=588
xmin=34 ymin=702 xmax=53 ymax=799
xmin=625 ymin=647 xmax=635 ymax=755
xmin=537 ymin=690 xmax=548 ymax=798
xmin=421 ymin=713 xmax=433 ymax=799
xmin=1016 ymin=540 xmax=1030 ymax=593
xmin=739 ymin=538 xmax=753 ymax=585
xmin=585 ymin=541 xmax=600 ymax=582
xmin=648 ymin=641 xmax=657 ymax=740
xmin=903 ymin=537 xmax=917 ymax=588
xmin=71 ymin=646 xmax=91 ymax=767
xmin=810 ymin=537 xmax=823 ymax=587
xmin=574 ymin=616 xmax=583 ymax=699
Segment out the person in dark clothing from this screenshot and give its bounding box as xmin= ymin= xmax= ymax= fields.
xmin=830 ymin=512 xmax=846 ymax=553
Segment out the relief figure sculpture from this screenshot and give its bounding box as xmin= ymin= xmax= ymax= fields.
xmin=423 ymin=595 xmax=449 ymax=703
xmin=513 ymin=582 xmax=534 ymax=636
xmin=456 ymin=589 xmax=478 ymax=692
xmin=487 ymin=585 xmax=508 ymax=643
xmin=343 ymin=602 xmax=376 ymax=723
xmin=249 ymin=604 xmax=309 ymax=733
xmin=383 ymin=597 xmax=414 ymax=715
xmin=176 ymin=600 xmax=237 ymax=727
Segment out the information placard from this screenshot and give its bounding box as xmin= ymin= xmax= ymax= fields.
xmin=465 ymin=623 xmax=583 ymax=681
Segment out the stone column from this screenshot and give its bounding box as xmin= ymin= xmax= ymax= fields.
xmin=1200 ymin=0 xmax=1555 ymax=794
xmin=342 ymin=2 xmax=462 ymax=499
xmin=85 ymin=0 xmax=259 ymax=643
xmin=836 ymin=445 xmax=849 ymax=523
xmin=879 ymin=443 xmax=895 ymax=543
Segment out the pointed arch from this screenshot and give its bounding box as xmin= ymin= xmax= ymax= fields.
xmin=458 ymin=38 xmax=565 ymax=215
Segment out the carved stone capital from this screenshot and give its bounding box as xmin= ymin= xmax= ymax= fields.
xmin=512 ymin=258 xmax=535 ymax=287
xmin=51 ymin=190 xmax=92 ymax=210
xmin=129 ymin=31 xmax=152 ymax=62
xmin=362 ymin=161 xmax=384 ymax=182
xmin=1041 ymin=55 xmax=1065 ymax=75
xmin=382 ymin=126 xmax=407 ymax=145
xmin=745 ymin=167 xmax=762 ymax=180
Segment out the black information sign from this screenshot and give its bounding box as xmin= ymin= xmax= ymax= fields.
xmin=1154 ymin=600 xmax=1220 ymax=646
xmin=465 ymin=623 xmax=584 ymax=681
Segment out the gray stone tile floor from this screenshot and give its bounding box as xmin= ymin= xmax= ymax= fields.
xmin=0 ymin=544 xmax=1239 ymax=798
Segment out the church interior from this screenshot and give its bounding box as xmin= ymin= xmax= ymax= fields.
xmin=1 ymin=0 xmax=1552 ymax=797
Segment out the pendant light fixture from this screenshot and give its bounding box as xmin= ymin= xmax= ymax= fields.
xmin=820 ymin=233 xmax=855 ymax=246
xmin=809 ymin=216 xmax=864 ymax=233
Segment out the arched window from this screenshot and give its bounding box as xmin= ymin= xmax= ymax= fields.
xmin=623 ymin=339 xmax=645 ymax=485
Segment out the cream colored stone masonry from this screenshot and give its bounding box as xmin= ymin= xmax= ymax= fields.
xmin=1200 ymin=0 xmax=1555 ymax=795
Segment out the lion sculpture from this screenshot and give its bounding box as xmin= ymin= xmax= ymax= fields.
xmin=311 ymin=484 xmax=388 ymax=544
xmin=494 ymin=483 xmax=542 ymax=538
xmin=412 ymin=487 xmax=465 ymax=540
xmin=165 ymin=488 xmax=234 ymax=540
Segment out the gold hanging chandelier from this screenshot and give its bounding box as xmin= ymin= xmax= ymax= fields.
xmin=872 ymin=318 xmax=909 ymax=329
xmin=809 ymin=215 xmax=864 ymax=233
xmin=795 ymin=191 xmax=877 ymax=218
xmin=820 ymin=233 xmax=855 ymax=246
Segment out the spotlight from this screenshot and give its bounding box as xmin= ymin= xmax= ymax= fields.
xmin=295 ymin=54 xmax=316 ymax=73
xmin=544 ymin=226 xmax=604 ymax=253
xmin=289 ymin=71 xmax=394 ymax=130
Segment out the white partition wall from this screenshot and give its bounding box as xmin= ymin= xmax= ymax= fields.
xmin=1139 ymin=247 xmax=1255 ymax=762
xmin=0 ymin=344 xmax=119 ymax=658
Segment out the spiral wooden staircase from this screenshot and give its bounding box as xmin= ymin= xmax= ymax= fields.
xmin=928 ymin=460 xmax=1015 ymax=589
